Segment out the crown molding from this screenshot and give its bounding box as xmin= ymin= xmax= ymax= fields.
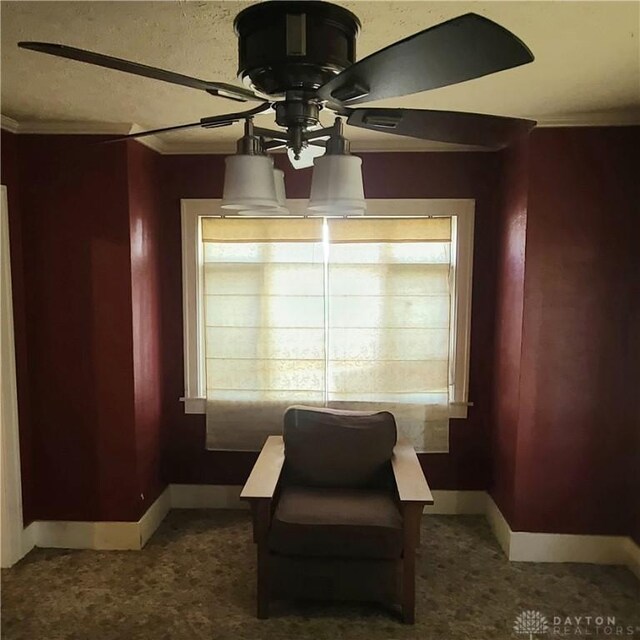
xmin=536 ymin=111 xmax=640 ymax=127
xmin=7 ymin=120 xmax=134 ymax=135
xmin=132 ymin=134 xmax=169 ymax=154
xmin=0 ymin=115 xmax=19 ymax=134
xmin=2 ymin=112 xmax=639 ymax=153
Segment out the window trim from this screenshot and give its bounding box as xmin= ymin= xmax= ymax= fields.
xmin=180 ymin=198 xmax=475 ymax=418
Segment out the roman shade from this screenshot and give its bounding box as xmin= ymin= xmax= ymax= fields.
xmin=203 ymin=216 xmax=453 ymax=452
xmin=203 ymin=218 xmax=325 ymax=450
xmin=325 ymin=217 xmax=451 ymax=451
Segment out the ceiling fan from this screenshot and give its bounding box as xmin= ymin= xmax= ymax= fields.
xmin=18 ymin=1 xmax=535 ymax=167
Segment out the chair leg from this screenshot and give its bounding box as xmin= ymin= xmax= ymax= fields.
xmin=257 ymin=542 xmax=269 ymax=619
xmin=252 ymin=499 xmax=272 ymax=619
xmin=402 ymin=547 xmax=416 ymax=624
xmin=401 ymin=502 xmax=422 ymax=624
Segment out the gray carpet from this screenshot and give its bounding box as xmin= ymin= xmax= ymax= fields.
xmin=2 ymin=510 xmax=638 ymax=640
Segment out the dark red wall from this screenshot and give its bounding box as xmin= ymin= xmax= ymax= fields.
xmin=515 ymin=127 xmax=639 ymax=535
xmin=491 ymin=127 xmax=640 ymax=536
xmin=159 ymin=152 xmax=503 ymax=490
xmin=633 ymin=256 xmax=640 ymax=546
xmin=490 ymin=139 xmax=529 ymax=524
xmin=126 ymin=141 xmax=166 ymax=513
xmin=15 ymin=135 xmax=139 ymax=521
xmin=2 ymin=132 xmax=166 ymax=522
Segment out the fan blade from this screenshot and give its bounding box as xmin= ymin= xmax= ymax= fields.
xmin=18 ymin=42 xmax=262 ymax=103
xmin=105 ymin=103 xmax=271 ymax=143
xmin=346 ymin=108 xmax=535 ymax=149
xmin=263 ymin=141 xmax=287 ymax=151
xmin=104 ymin=121 xmax=212 ymax=144
xmin=319 ymin=13 xmax=533 ymax=105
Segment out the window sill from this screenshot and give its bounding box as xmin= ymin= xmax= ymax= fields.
xmin=181 ymin=397 xmax=206 ymax=414
xmin=182 ymin=397 xmax=470 ymax=419
xmin=449 ymin=404 xmax=470 ymax=420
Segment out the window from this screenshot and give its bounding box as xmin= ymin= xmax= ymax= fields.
xmin=181 ymin=199 xmax=474 ymax=453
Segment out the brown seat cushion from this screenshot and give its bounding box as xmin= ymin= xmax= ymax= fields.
xmin=283 ymin=406 xmax=397 ymax=488
xmin=269 ymin=486 xmax=403 ymax=559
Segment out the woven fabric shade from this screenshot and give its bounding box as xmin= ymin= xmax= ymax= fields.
xmin=203 ymin=217 xmax=452 ymax=452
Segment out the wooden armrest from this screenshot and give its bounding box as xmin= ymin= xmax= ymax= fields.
xmin=391 ymin=440 xmax=434 ymax=504
xmin=240 ymin=435 xmax=285 ymax=501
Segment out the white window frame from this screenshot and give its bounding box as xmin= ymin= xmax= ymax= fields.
xmin=180 ymin=198 xmax=475 ymax=419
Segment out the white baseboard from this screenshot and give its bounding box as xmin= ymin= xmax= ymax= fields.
xmin=168 ymin=485 xmax=487 ymax=515
xmin=509 ymin=531 xmax=628 ymax=564
xmin=21 ymin=487 xmax=172 ymax=552
xmin=21 ymin=521 xmax=36 ymax=558
xmin=485 ymin=494 xmax=638 ymax=577
xmin=485 ymin=493 xmax=512 ymax=557
xmin=425 ymin=490 xmax=487 ymax=515
xmin=170 ymin=484 xmax=247 ymax=509
xmin=1 ymin=521 xmax=37 ymax=568
xmin=15 ymin=486 xmax=485 ymax=553
xmin=35 ymin=520 xmax=141 ymax=551
xmin=623 ymin=536 xmax=640 ymax=580
xmin=139 ymin=487 xmax=171 ymax=547
xmin=171 ymin=484 xmax=487 ymax=514
xmin=12 ymin=486 xmax=640 ymax=582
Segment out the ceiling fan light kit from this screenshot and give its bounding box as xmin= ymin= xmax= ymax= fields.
xmin=236 ymin=168 xmax=290 ymax=217
xmin=309 ymin=118 xmax=366 ymax=215
xmin=221 ymin=154 xmax=281 ymax=211
xmin=221 ymin=118 xmax=281 ymax=211
xmin=272 ymin=169 xmax=288 ymax=213
xmin=18 ymin=0 xmax=537 ymax=215
xmin=308 ymin=154 xmax=365 ymax=215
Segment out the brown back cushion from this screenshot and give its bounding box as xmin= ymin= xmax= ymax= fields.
xmin=283 ymin=406 xmax=397 ymax=488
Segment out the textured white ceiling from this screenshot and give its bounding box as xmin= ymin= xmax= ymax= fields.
xmin=1 ymin=1 xmax=639 ymax=152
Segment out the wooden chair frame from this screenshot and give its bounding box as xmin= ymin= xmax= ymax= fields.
xmin=240 ymin=435 xmax=433 ymax=623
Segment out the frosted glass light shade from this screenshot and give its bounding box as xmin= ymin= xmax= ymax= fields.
xmin=274 ymin=169 xmax=287 ymax=208
xmin=238 ymin=168 xmax=289 ymax=216
xmin=221 ymin=155 xmax=279 ymax=210
xmin=308 ymin=155 xmax=366 ymax=214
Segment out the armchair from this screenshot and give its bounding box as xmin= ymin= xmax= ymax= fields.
xmin=240 ymin=406 xmax=433 ymax=623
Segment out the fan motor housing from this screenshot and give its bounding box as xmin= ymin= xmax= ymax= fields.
xmin=234 ymin=1 xmax=360 ymax=97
